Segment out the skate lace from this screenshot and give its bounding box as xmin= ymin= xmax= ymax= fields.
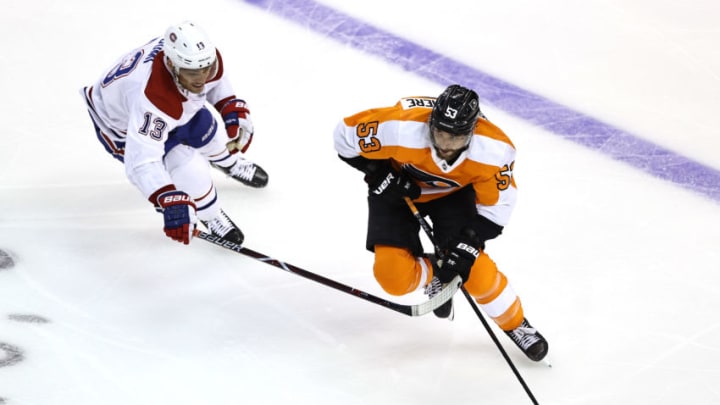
xmin=204 ymin=211 xmax=235 ymax=238
xmin=423 ymin=277 xmax=443 ymax=298
xmin=229 ymin=159 xmax=257 ymax=182
xmin=507 ymin=323 xmax=541 ymax=350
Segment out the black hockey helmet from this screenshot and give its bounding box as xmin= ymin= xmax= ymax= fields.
xmin=430 ymin=84 xmax=480 ymax=135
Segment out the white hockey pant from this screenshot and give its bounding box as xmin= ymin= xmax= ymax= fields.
xmin=164 ymin=145 xmax=221 ymax=222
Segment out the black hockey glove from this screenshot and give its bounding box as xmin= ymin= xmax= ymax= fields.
xmin=440 ymin=228 xmax=482 ymax=283
xmin=368 ymin=166 xmax=421 ymax=203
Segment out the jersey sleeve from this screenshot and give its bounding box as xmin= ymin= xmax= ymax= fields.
xmin=334 ymin=118 xmax=362 ymax=159
xmin=334 ymin=100 xmax=429 ymax=161
xmin=467 ymin=121 xmax=518 ymax=227
xmin=472 ymin=165 xmax=517 ymax=227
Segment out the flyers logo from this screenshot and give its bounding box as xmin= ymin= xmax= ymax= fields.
xmin=402 ymin=164 xmax=461 ymax=189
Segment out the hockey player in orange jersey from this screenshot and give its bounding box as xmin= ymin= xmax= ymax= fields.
xmin=333 ymin=84 xmax=548 ymax=361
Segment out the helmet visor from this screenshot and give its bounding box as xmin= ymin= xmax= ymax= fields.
xmin=177 ymin=60 xmax=218 ymax=81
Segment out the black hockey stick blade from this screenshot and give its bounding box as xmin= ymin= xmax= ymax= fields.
xmin=194 ymin=230 xmax=462 ymax=317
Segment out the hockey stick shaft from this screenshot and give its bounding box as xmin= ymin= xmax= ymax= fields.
xmin=403 ymin=197 xmax=539 ymax=405
xmin=193 ymin=229 xmax=460 ymax=317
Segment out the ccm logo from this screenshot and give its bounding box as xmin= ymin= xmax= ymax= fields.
xmin=162 ymin=194 xmax=191 ymax=204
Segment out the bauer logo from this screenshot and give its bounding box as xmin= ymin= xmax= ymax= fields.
xmin=201 ymin=120 xmax=216 ymax=142
xmin=200 ymin=232 xmax=243 ymax=252
xmin=163 ymin=194 xmax=191 ymax=204
xmin=372 ymin=172 xmax=395 ymax=195
xmin=457 ymin=243 xmax=479 ymax=257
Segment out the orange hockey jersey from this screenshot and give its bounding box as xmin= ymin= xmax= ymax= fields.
xmin=333 ymin=96 xmax=517 ymax=226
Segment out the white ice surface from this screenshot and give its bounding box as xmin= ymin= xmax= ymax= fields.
xmin=1 ymin=0 xmax=719 ymax=404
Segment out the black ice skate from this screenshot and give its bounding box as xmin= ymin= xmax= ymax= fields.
xmin=424 ymin=276 xmax=454 ymax=320
xmin=212 ymin=157 xmax=269 ymax=188
xmin=423 ymin=254 xmax=455 ymax=320
xmin=504 ymin=318 xmax=548 ymax=362
xmin=201 ymin=209 xmax=244 ymax=245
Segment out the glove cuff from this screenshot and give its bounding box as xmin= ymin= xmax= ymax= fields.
xmin=157 ymin=190 xmax=196 ymax=210
xmin=149 ymin=184 xmax=177 ymax=210
xmin=219 ymin=98 xmax=249 ymax=114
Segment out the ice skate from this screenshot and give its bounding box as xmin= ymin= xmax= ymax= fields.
xmin=201 ymin=209 xmax=244 ymax=245
xmin=212 ymin=157 xmax=269 ymax=188
xmin=422 ymin=254 xmax=455 ymax=320
xmin=504 ymin=318 xmax=548 ymax=361
xmin=424 ymin=276 xmax=455 ymax=320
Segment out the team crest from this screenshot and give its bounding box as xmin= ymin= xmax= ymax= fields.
xmin=402 ymin=164 xmax=461 ymax=189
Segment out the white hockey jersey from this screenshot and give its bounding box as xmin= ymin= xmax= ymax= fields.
xmin=82 ymin=37 xmax=237 ymax=201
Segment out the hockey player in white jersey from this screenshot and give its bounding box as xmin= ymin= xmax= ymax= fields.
xmin=81 ymin=21 xmax=268 ymax=245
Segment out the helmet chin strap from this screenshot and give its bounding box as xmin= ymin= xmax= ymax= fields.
xmin=164 ymin=57 xmax=182 ymax=86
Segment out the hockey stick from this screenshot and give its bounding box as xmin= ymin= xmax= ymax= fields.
xmin=404 ymin=197 xmax=540 ymax=405
xmin=193 ymin=229 xmax=462 ymax=317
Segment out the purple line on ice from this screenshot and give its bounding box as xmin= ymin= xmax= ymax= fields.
xmin=243 ymin=0 xmax=720 ymax=203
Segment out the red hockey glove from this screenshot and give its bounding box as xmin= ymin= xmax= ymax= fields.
xmin=220 ymin=99 xmax=254 ymax=154
xmin=156 ymin=190 xmax=197 ymax=245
